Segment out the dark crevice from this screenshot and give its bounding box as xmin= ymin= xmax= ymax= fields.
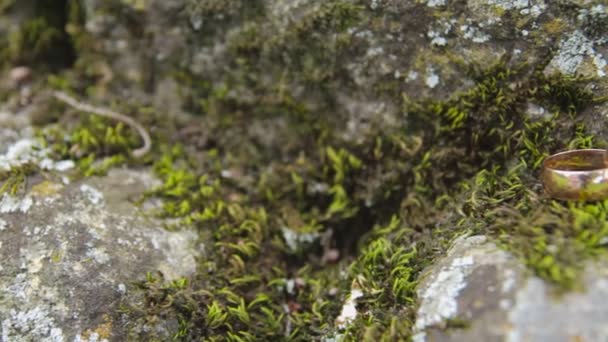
xmin=5 ymin=0 xmax=79 ymax=69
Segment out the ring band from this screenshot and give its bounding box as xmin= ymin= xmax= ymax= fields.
xmin=541 ymin=149 xmax=608 ymax=201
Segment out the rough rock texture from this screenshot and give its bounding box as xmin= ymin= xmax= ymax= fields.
xmin=0 ymin=3 xmax=605 ymax=143
xmin=413 ymin=235 xmax=608 ymax=342
xmin=72 ymin=0 xmax=608 ymax=113
xmin=0 ymin=114 xmax=201 ymax=341
xmin=1 ymin=1 xmax=607 ymax=159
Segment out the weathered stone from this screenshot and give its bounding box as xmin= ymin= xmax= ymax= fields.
xmin=0 ymin=118 xmax=200 ymax=341
xmin=413 ymin=235 xmax=608 ymax=342
xmin=76 ymin=2 xmax=607 ymax=86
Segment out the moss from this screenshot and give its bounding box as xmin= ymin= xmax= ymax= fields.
xmin=126 ymin=147 xmax=349 ymax=339
xmin=0 ymin=162 xmax=39 ymax=195
xmin=39 ymin=104 xmax=143 ymax=177
xmin=142 ymin=57 xmax=607 ymax=338
xmin=21 ymin=46 xmax=602 ymax=340
xmin=460 ymin=160 xmax=608 ymax=291
xmin=8 ymin=1 xmax=605 ymax=337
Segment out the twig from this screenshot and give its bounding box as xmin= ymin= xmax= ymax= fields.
xmin=52 ymin=90 xmax=151 ymax=158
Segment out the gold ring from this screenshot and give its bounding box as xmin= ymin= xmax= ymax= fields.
xmin=541 ymin=149 xmax=608 ymax=201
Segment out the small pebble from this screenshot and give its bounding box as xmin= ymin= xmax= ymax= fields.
xmin=323 ymin=249 xmax=340 ymax=263
xmin=287 ymin=300 xmax=301 ymax=313
xmin=9 ymin=66 xmax=32 ymax=87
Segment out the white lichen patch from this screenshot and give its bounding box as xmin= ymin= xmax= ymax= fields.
xmin=79 ymin=185 xmax=104 ymax=206
xmin=40 ymin=159 xmax=75 ymax=172
xmin=335 ymin=285 xmax=364 ymax=329
xmin=412 ymin=331 xmax=427 ymax=342
xmin=149 ymin=227 xmax=199 ymax=281
xmin=428 ymin=30 xmax=447 ymax=47
xmin=426 ymin=0 xmax=446 ymax=8
xmin=407 ymin=71 xmax=419 ymax=82
xmin=86 ymin=247 xmax=110 ymax=264
xmin=415 ymin=255 xmax=472 ymax=331
xmin=0 ymin=137 xmax=74 ymax=173
xmin=547 ymin=30 xmax=607 ymax=77
xmin=425 ymin=67 xmax=440 ymax=88
xmin=1 ymin=307 xmax=65 ymax=342
xmin=486 ymin=0 xmax=546 ymax=14
xmin=0 ymin=194 xmax=34 ymax=214
xmin=427 ymin=18 xmax=456 ymax=47
xmin=525 ymin=102 xmax=551 ymax=119
xmin=460 ymin=24 xmax=491 ymax=43
xmin=74 ymin=332 xmax=109 ymax=342
xmin=281 ymin=227 xmax=320 ymax=252
xmin=0 ymin=218 xmax=6 ymax=231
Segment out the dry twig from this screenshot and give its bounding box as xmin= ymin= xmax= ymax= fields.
xmin=52 ymin=90 xmax=151 ymax=158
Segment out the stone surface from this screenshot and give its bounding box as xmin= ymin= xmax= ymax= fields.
xmin=72 ymin=0 xmax=608 ymax=106
xmin=413 ymin=235 xmax=608 ymax=342
xmin=3 ymin=0 xmax=608 ymax=157
xmin=0 ymin=115 xmax=201 ymax=341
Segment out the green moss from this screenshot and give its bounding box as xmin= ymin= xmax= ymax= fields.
xmin=460 ymin=160 xmax=608 ymax=291
xmin=112 ymin=53 xmax=608 ymax=339
xmin=40 ymin=110 xmax=141 ymax=176
xmin=11 ymin=1 xmax=604 ymax=335
xmin=22 ymin=47 xmax=599 ymax=340
xmin=0 ymin=162 xmax=39 ymax=195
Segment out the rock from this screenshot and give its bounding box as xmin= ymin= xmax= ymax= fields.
xmin=412 ymin=235 xmax=608 ymax=342
xmin=0 ymin=121 xmax=200 ymax=341
xmin=8 ymin=66 xmax=32 ymax=88
xmin=2 ymin=0 xmax=607 ymax=151
xmin=31 ymin=0 xmax=599 ymax=155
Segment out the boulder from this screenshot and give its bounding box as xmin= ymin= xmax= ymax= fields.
xmin=413 ymin=235 xmax=608 ymax=342
xmin=0 ymin=115 xmax=200 ymax=341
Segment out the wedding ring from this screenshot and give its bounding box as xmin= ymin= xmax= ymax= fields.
xmin=541 ymin=149 xmax=608 ymax=201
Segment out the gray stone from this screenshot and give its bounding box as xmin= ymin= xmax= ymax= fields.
xmin=412 ymin=235 xmax=608 ymax=342
xmin=0 ymin=118 xmax=200 ymax=341
xmin=60 ymin=0 xmax=607 ymax=145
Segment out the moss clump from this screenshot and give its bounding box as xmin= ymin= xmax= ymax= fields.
xmin=0 ymin=162 xmax=39 ymax=195
xmin=40 ymin=108 xmax=142 ymax=177
xmin=4 ymin=1 xmax=606 ymax=337
xmin=460 ymin=160 xmax=608 ymax=290
xmin=123 ymin=145 xmax=348 ymax=340
xmin=114 ymin=54 xmax=608 ymax=340
xmin=146 ymin=54 xmax=606 ymax=340
xmin=25 ymin=46 xmax=604 ymax=340
xmin=17 ymin=2 xmax=606 ymax=334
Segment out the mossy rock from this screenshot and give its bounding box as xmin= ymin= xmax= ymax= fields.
xmin=1 ymin=0 xmax=608 ymax=340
